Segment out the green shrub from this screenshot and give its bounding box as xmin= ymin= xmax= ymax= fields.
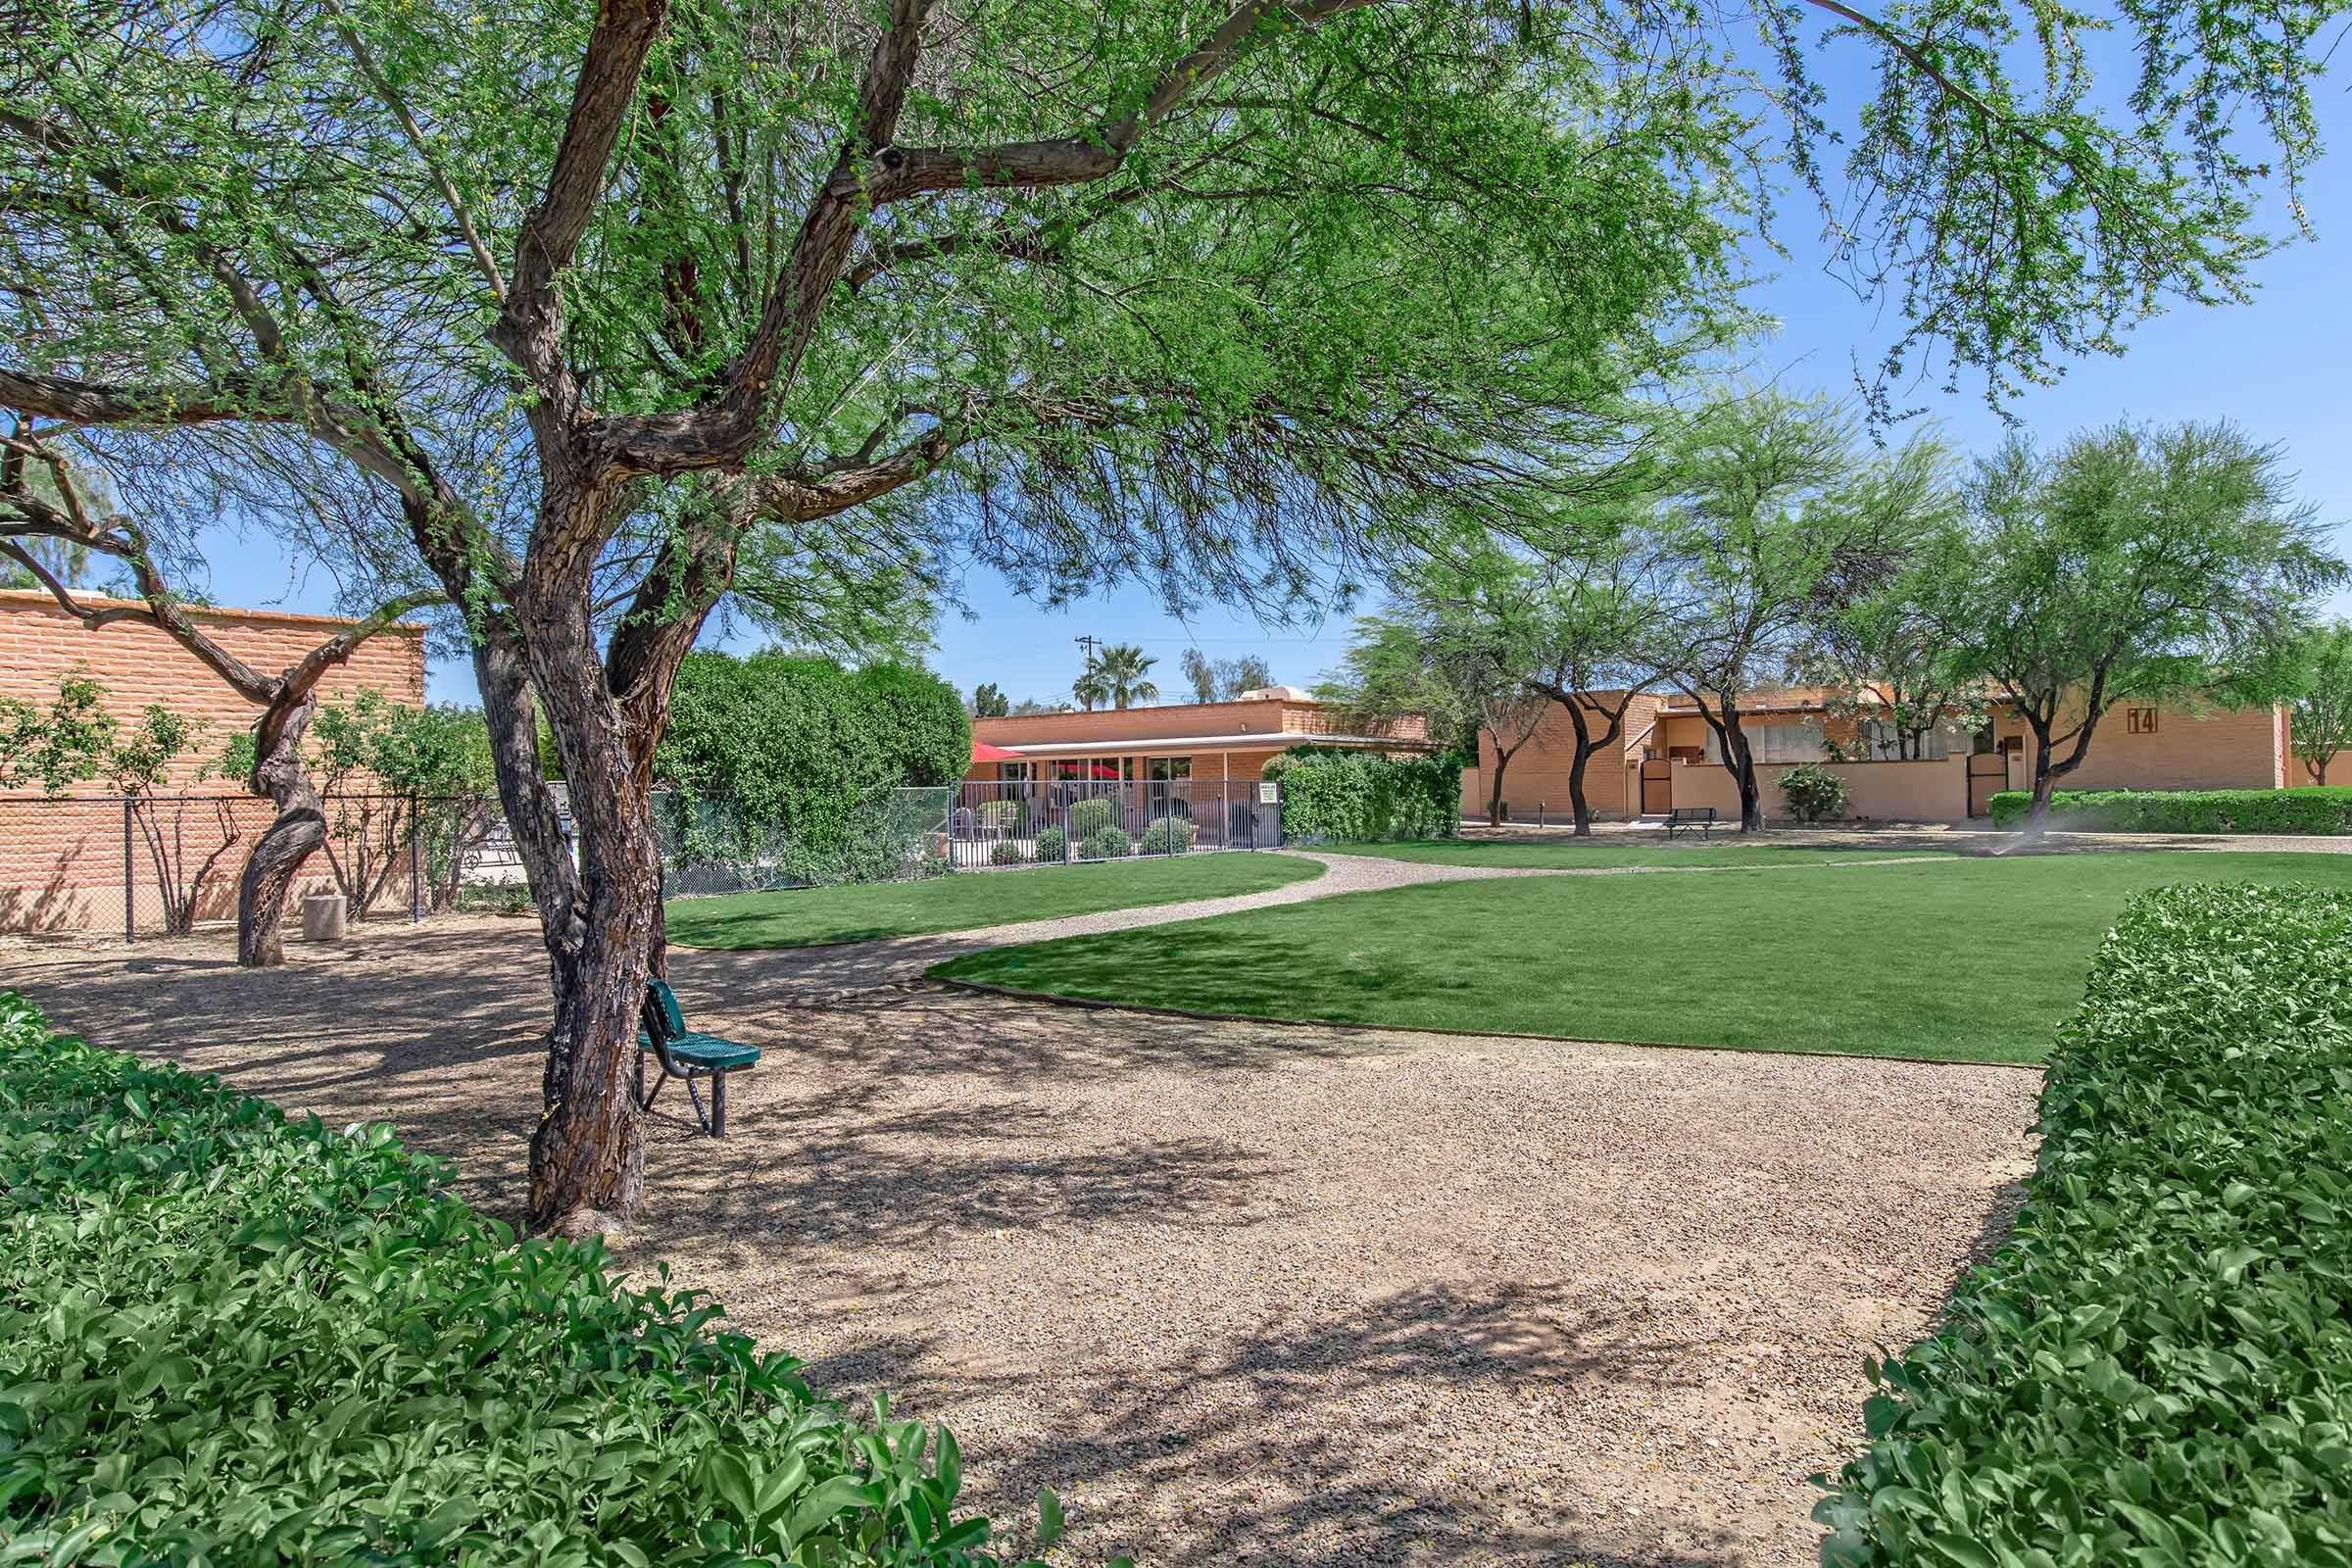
xmin=1138 ymin=816 xmax=1198 ymax=856
xmin=1266 ymin=749 xmax=1461 ymax=842
xmin=1988 ymin=785 xmax=2352 ymax=833
xmin=1063 ymin=797 xmax=1118 ymax=837
xmin=1034 ymin=826 xmax=1067 ymax=862
xmin=1078 ymin=825 xmax=1133 ymax=859
xmin=989 ymin=839 xmax=1027 ymax=865
xmin=1815 ymin=882 xmax=2352 ymax=1565
xmin=0 ymin=992 xmax=1062 ymax=1567
xmin=658 ymin=651 xmax=970 ymax=885
xmin=1777 ymin=762 xmax=1850 ymax=823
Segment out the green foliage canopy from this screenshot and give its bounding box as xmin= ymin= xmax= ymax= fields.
xmin=657 ymin=650 xmax=968 ymax=872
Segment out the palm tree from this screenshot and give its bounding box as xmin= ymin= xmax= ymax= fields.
xmin=1075 ymin=643 xmax=1159 ymax=710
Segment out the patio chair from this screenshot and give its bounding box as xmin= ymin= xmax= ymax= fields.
xmin=636 ymin=978 xmax=761 ymax=1137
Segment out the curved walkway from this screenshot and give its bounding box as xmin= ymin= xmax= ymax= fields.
xmin=670 ymin=846 xmax=1957 ymax=1004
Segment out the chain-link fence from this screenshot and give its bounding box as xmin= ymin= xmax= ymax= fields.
xmin=0 ymin=793 xmax=508 ymax=940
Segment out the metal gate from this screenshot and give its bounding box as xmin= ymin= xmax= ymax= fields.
xmin=1639 ymin=759 xmax=1673 ymax=815
xmin=1966 ymin=754 xmax=2007 ymax=817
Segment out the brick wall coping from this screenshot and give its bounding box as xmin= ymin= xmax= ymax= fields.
xmin=0 ymin=588 xmax=429 ymax=636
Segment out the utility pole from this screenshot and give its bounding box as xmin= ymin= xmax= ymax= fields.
xmin=1075 ymin=634 xmax=1099 ymax=664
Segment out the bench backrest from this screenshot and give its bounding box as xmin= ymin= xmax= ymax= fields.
xmin=644 ymin=978 xmax=687 ymax=1042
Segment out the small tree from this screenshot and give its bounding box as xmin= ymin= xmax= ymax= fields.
xmin=1323 ymin=554 xmax=1548 ymax=826
xmin=1516 ymin=527 xmax=1672 ymax=835
xmin=1075 ymin=645 xmax=1159 ymax=710
xmin=110 ymin=702 xmax=236 ymax=936
xmin=970 ymin=682 xmax=1009 ymax=719
xmin=1646 ymin=393 xmax=1943 ymax=831
xmin=0 ymin=672 xmax=117 ymax=796
xmin=1181 ymin=649 xmax=1275 ymax=704
xmin=2289 ymin=621 xmax=2352 ymax=785
xmin=1927 ymin=420 xmax=2339 ymax=831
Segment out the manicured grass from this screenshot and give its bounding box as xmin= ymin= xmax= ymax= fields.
xmin=1319 ymin=838 xmax=1953 ymax=869
xmin=934 ymin=850 xmax=2352 ymax=1064
xmin=666 ymin=851 xmax=1324 ymax=949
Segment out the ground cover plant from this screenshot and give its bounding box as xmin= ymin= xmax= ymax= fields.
xmin=666 ymin=853 xmax=1322 ymax=951
xmin=1988 ymin=786 xmax=2352 ymax=833
xmin=934 ymin=851 xmax=2352 ymax=1064
xmin=1814 ymin=881 xmax=2352 ymax=1564
xmin=0 ymin=993 xmax=1054 ymax=1566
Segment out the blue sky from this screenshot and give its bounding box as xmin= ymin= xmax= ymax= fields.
xmin=178 ymin=55 xmax=2352 ymax=711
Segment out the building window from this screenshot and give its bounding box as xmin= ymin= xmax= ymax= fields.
xmin=1705 ymin=720 xmax=1827 ymax=764
xmin=997 ymin=761 xmax=1034 ymax=782
xmin=1149 ymin=757 xmax=1192 ymax=781
xmin=2128 ymin=707 xmax=2159 ymax=735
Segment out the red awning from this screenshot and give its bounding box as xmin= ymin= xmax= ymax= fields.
xmin=971 ymin=741 xmax=1027 ymax=762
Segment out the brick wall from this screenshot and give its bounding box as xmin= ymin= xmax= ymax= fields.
xmin=1990 ymin=700 xmax=2284 ymax=793
xmin=0 ymin=593 xmax=428 ymax=935
xmin=0 ymin=591 xmax=427 ymax=795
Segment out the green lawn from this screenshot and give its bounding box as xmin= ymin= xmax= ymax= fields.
xmin=1319 ymin=838 xmax=1955 ymax=869
xmin=933 ymin=850 xmax=2352 ymax=1064
xmin=665 ymin=852 xmax=1324 ymax=950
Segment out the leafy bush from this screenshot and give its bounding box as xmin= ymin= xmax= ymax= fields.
xmin=1064 ymin=797 xmax=1118 ymax=837
xmin=989 ymin=839 xmax=1027 ymax=865
xmin=0 ymin=992 xmax=1064 ymax=1567
xmin=1988 ymin=785 xmax=2352 ymax=833
xmin=659 ymin=652 xmax=970 ymax=886
xmin=1815 ymin=882 xmax=2352 ymax=1566
xmin=1777 ymin=761 xmax=1850 ymax=823
xmin=1266 ymin=749 xmax=1460 ymax=842
xmin=1139 ymin=816 xmax=1197 ymax=856
xmin=1078 ymin=825 xmax=1133 ymax=860
xmin=1034 ymin=826 xmax=1068 ymax=863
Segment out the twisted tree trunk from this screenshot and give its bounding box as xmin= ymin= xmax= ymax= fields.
xmin=237 ymin=693 xmax=328 ymax=967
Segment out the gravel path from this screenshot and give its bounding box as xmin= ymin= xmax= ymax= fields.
xmin=0 ymin=915 xmax=2039 ymax=1568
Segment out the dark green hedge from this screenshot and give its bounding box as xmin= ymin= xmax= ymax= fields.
xmin=1815 ymin=882 xmax=2352 ymax=1566
xmin=1265 ymin=748 xmax=1460 ymax=842
xmin=0 ymin=993 xmax=1056 ymax=1566
xmin=1988 ymin=786 xmax=2352 ymax=833
xmin=659 ymin=651 xmax=970 ymax=883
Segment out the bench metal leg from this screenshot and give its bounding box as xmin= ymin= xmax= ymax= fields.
xmin=711 ymin=1070 xmax=727 ymax=1138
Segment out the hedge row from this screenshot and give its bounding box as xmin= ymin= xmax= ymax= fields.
xmin=1815 ymin=882 xmax=2352 ymax=1566
xmin=659 ymin=651 xmax=970 ymax=884
xmin=0 ymin=993 xmax=1057 ymax=1566
xmin=1988 ymin=785 xmax=2352 ymax=833
xmin=1265 ymin=748 xmax=1460 ymax=842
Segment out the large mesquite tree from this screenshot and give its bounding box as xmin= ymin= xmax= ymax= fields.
xmin=3 ymin=0 xmax=2335 ymax=1231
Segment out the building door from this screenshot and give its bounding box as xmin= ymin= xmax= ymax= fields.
xmin=1640 ymin=759 xmax=1673 ymax=814
xmin=1966 ymin=753 xmax=2007 ymax=817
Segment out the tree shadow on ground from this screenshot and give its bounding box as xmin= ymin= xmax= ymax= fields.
xmin=806 ymin=1276 xmax=1755 ymax=1568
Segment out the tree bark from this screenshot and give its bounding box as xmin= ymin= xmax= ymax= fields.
xmin=236 ymin=693 xmax=327 ymax=966
xmin=1718 ymin=702 xmax=1765 ymax=831
xmin=1487 ymin=745 xmax=1511 ymax=826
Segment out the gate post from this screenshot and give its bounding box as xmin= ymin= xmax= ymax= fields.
xmin=411 ymin=795 xmax=424 ymax=922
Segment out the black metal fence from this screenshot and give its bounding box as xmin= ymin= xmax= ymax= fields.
xmin=0 ymin=793 xmax=506 ymax=940
xmin=937 ymin=778 xmax=1283 ymax=870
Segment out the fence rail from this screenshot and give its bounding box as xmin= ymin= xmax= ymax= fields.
xmin=0 ymin=793 xmax=502 ymax=940
xmin=937 ymin=778 xmax=1282 ymax=869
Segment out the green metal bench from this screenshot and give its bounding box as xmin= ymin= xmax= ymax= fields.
xmin=636 ymin=978 xmax=761 ymax=1137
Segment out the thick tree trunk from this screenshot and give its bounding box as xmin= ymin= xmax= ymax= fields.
xmin=1718 ymin=702 xmax=1765 ymax=832
xmin=237 ymin=694 xmax=326 ymax=967
xmin=2024 ymin=731 xmax=2059 ymax=836
xmin=1487 ymin=746 xmax=1511 ymax=827
xmin=517 ymin=569 xmax=664 ymax=1237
